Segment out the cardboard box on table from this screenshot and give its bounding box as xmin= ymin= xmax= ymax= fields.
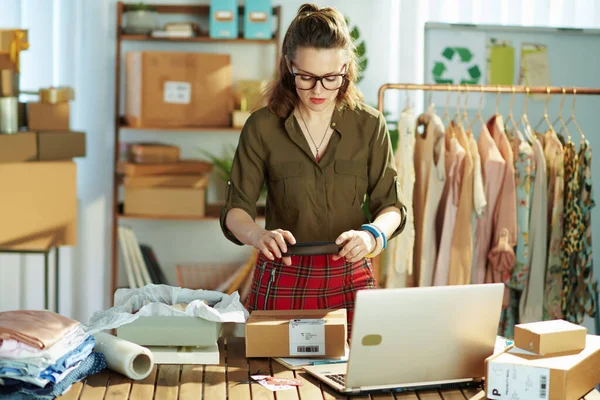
xmin=125 ymin=51 xmax=232 ymax=128
xmin=0 ymin=161 xmax=76 ymax=250
xmin=245 ymin=309 xmax=348 ymax=358
xmin=514 ymin=320 xmax=587 ymax=356
xmin=485 ymin=334 xmax=600 ymax=400
xmin=28 ymin=102 xmax=70 ymax=131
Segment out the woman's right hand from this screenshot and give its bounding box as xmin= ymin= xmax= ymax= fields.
xmin=249 ymin=228 xmax=296 ymax=266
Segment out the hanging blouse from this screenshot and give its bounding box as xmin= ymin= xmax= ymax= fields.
xmin=485 ymin=115 xmax=517 ymax=309
xmin=433 ymin=123 xmax=466 ymax=286
xmin=413 ymin=112 xmax=446 ymax=287
xmin=519 ymin=136 xmax=548 ymax=323
xmin=472 ymin=136 xmax=487 ymax=218
xmin=474 ymin=123 xmax=506 ymax=285
xmin=542 ymin=130 xmax=565 ymax=320
xmin=499 ymin=134 xmax=534 ymax=338
xmin=385 ymin=106 xmax=416 ymax=288
xmin=447 ymin=125 xmax=474 ymax=286
xmin=562 ymin=139 xmax=597 ymax=323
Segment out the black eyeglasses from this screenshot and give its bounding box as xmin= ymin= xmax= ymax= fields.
xmin=290 ymin=63 xmax=347 ymax=91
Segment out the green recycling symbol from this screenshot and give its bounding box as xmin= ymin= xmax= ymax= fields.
xmin=432 ymin=47 xmax=481 ymax=85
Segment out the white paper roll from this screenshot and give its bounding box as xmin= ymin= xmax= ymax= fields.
xmin=93 ymin=332 xmax=154 ymax=380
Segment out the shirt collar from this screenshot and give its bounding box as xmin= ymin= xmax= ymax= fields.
xmin=284 ymin=103 xmax=350 ymax=135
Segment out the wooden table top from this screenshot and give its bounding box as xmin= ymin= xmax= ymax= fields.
xmin=57 ymin=337 xmax=600 ymax=400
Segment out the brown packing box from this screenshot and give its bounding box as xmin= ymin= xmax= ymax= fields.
xmin=514 ymin=320 xmax=587 ymax=355
xmin=28 ymin=102 xmax=70 ymax=131
xmin=124 ymin=175 xmax=209 ymax=217
xmin=118 ymin=160 xmax=213 ymax=176
xmin=0 ymin=132 xmax=85 ymax=162
xmin=485 ymin=335 xmax=600 ymax=400
xmin=0 ymin=161 xmax=77 ymax=250
xmin=245 ymin=309 xmax=347 ymax=358
xmin=125 ymin=51 xmax=232 ymax=128
xmin=124 ymin=175 xmax=209 ymax=189
xmin=128 ymin=143 xmax=180 ymax=164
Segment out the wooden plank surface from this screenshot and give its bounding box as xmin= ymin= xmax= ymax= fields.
xmin=249 ymin=358 xmax=275 ymax=400
xmin=104 ymin=372 xmax=133 ymax=400
xmin=57 ymin=381 xmax=85 ymax=400
xmin=295 ymin=370 xmax=326 ymax=400
xmin=128 ymin=365 xmax=157 ymax=400
xmin=462 ymin=388 xmax=485 ymax=400
xmin=271 ymin=358 xmax=301 ymax=400
xmin=204 ymin=365 xmax=227 ymax=400
xmin=178 ymin=365 xmax=203 ymax=400
xmin=153 ymin=365 xmax=180 ymax=400
xmin=395 ymin=392 xmax=419 ymax=399
xmin=77 ymin=369 xmax=110 ymax=400
xmin=418 ymin=390 xmax=444 ymax=399
xmin=440 ymin=389 xmax=468 ymax=400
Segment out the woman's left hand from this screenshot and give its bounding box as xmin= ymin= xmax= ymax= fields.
xmin=332 ymin=230 xmax=376 ymax=262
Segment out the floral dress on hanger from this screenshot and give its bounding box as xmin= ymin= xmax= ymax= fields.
xmin=499 ymin=135 xmax=534 ymax=338
xmin=562 ymin=139 xmax=597 ymax=323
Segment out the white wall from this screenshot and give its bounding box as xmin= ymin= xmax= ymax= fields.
xmin=1 ymin=0 xmax=600 ymax=332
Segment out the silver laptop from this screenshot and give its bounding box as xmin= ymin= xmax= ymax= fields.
xmin=303 ymin=283 xmax=504 ymax=394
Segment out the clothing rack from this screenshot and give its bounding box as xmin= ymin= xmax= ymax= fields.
xmin=376 ymin=82 xmax=600 ymax=332
xmin=377 ymin=83 xmax=600 ymax=113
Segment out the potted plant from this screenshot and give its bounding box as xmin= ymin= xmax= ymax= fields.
xmin=123 ymin=2 xmax=159 ymax=35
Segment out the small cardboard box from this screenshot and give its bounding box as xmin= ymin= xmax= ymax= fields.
xmin=28 ymin=102 xmax=70 ymax=131
xmin=209 ymin=0 xmax=238 ymax=39
xmin=0 ymin=161 xmax=77 ymax=250
xmin=514 ymin=320 xmax=587 ymax=356
xmin=125 ymin=51 xmax=232 ymax=128
xmin=0 ymin=132 xmax=86 ymax=163
xmin=124 ymin=186 xmax=207 ymax=217
xmin=245 ymin=309 xmax=347 ymax=358
xmin=116 ymin=316 xmax=221 ymax=347
xmin=485 ymin=335 xmax=600 ymax=400
xmin=244 ymin=0 xmax=272 ymax=40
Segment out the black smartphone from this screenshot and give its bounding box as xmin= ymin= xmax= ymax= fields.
xmin=283 ymin=241 xmax=342 ymax=256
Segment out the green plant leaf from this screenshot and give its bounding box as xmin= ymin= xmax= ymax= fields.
xmin=355 ymin=41 xmax=366 ymax=57
xmin=358 ymin=58 xmax=368 ymax=72
xmin=350 ymin=26 xmax=360 ymax=41
xmin=389 ymin=128 xmax=399 ymax=153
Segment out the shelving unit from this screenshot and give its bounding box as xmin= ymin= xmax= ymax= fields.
xmin=111 ymin=2 xmax=281 ymax=298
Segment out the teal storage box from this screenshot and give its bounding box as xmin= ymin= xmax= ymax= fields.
xmin=244 ymin=0 xmax=272 ymax=40
xmin=210 ymin=0 xmax=238 ymax=39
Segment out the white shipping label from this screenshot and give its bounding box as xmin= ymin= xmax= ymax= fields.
xmin=487 ymin=362 xmax=550 ymax=400
xmin=164 ymin=81 xmax=191 ymax=104
xmin=289 ymin=319 xmax=326 ymax=356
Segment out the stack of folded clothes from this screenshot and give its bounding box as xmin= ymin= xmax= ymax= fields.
xmin=0 ymin=310 xmax=106 ymax=399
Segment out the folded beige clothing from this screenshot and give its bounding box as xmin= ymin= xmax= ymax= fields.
xmin=0 ymin=310 xmax=79 ymax=349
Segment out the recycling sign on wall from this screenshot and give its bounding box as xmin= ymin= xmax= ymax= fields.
xmin=432 ymin=47 xmax=482 ymax=84
xmin=426 ymin=30 xmax=486 ymax=109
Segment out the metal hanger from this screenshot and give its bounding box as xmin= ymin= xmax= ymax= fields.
xmin=440 ymin=84 xmax=451 ymax=124
xmin=519 ymin=87 xmax=534 ymax=143
xmin=562 ymin=87 xmax=585 ymax=141
xmin=506 ymin=87 xmax=526 ymax=142
xmin=495 ymin=85 xmax=501 ymax=116
xmin=454 ymin=85 xmax=463 ymax=131
xmin=555 ymin=87 xmax=572 ymax=142
xmin=462 ymin=85 xmax=472 ymax=131
xmin=470 ymin=85 xmax=486 ymax=132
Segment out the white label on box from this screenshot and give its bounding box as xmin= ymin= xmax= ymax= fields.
xmin=164 ymin=81 xmax=191 ymax=104
xmin=487 ymin=362 xmax=550 ymax=400
xmin=289 ymin=319 xmax=325 ymax=356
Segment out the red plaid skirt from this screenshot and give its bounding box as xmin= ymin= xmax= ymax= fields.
xmin=245 ymin=253 xmax=377 ymax=337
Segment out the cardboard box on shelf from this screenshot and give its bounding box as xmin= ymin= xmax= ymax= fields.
xmin=0 ymin=131 xmax=86 ymax=163
xmin=125 ymin=51 xmax=232 ymax=128
xmin=245 ymin=309 xmax=347 ymax=358
xmin=28 ymin=102 xmax=70 ymax=131
xmin=514 ymin=320 xmax=587 ymax=356
xmin=124 ymin=174 xmax=209 ymax=189
xmin=124 ymin=186 xmax=207 ymax=217
xmin=128 ymin=143 xmax=180 ymax=164
xmin=118 ymin=160 xmax=213 ymax=176
xmin=485 ymin=335 xmax=600 ymax=400
xmin=0 ymin=161 xmax=77 ymax=250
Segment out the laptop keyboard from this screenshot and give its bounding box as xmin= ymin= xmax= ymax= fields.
xmin=326 ymin=374 xmax=346 ymax=385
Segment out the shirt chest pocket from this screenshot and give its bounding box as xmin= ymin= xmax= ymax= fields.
xmin=334 ymin=160 xmax=368 ymax=207
xmin=269 ymin=161 xmax=307 ymax=211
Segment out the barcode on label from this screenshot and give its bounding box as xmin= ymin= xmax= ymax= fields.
xmin=297 ymin=345 xmax=320 ymax=353
xmin=540 ymin=375 xmax=547 ymax=398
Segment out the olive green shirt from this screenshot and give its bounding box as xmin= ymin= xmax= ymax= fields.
xmin=220 ymin=102 xmax=405 ymax=245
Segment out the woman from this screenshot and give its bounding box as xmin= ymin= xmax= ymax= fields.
xmin=220 ymin=3 xmax=405 ymax=335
